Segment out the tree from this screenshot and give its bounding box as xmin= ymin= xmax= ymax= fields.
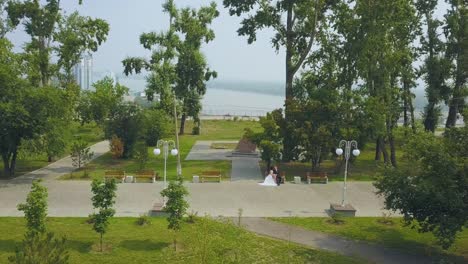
xmin=12 ymin=180 xmax=69 ymax=264
xmin=9 ymin=232 xmax=69 ymax=264
xmin=18 ymin=180 xmax=48 ymax=236
xmin=374 ymin=132 xmax=467 ymax=249
xmin=174 ymin=3 xmax=218 ymax=134
xmin=104 ymin=102 xmax=144 ymax=158
xmin=77 ymin=77 xmax=129 ymax=125
xmin=123 ymin=1 xmax=218 ymax=135
xmin=134 ymin=141 xmax=149 ymax=171
xmin=54 ymin=11 xmax=109 ymax=84
xmin=70 ymin=140 xmax=93 ymax=170
xmin=244 ymin=112 xmax=282 ymax=171
xmin=142 ymin=108 xmax=172 ymax=147
xmin=7 ymin=0 xmax=108 ymax=87
xmin=416 ymin=0 xmax=450 ymax=132
xmin=0 ymin=0 xmax=12 ymax=38
xmin=109 ymin=135 xmax=124 ymax=159
xmin=89 ymin=178 xmax=117 ymax=252
xmin=161 ymin=177 xmax=189 ymax=251
xmin=444 ymin=0 xmax=468 ymax=128
xmin=0 ymin=40 xmax=66 ymax=177
xmin=223 ymin=0 xmax=337 ymax=161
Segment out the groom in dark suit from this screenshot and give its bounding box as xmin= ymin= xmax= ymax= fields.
xmin=273 ymin=165 xmax=281 ymax=186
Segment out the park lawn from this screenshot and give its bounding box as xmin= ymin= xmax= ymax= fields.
xmin=0 ymin=217 xmax=367 ymax=264
xmin=62 ymin=120 xmax=261 ymax=181
xmin=0 ymin=122 xmax=104 ymax=179
xmin=271 ymin=217 xmax=468 ymax=261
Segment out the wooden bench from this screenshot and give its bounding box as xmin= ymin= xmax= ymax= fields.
xmin=200 ymin=171 xmax=221 ymax=183
xmin=306 ymin=172 xmax=328 ymax=184
xmin=134 ymin=170 xmax=160 ymax=183
xmin=104 ymin=170 xmax=125 ymax=183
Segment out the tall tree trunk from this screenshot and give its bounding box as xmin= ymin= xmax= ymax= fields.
xmin=379 ymin=137 xmax=389 ymax=164
xmin=374 ymin=138 xmax=381 ymax=161
xmin=282 ymin=4 xmax=294 ymax=162
xmin=179 ymin=113 xmax=186 ymax=135
xmin=388 ymin=133 xmax=397 ymax=167
xmin=424 ymin=102 xmax=437 ymax=132
xmin=445 ymin=97 xmax=460 ymax=128
xmin=408 ymin=92 xmax=417 ymax=133
xmin=403 ymin=95 xmax=408 ymax=128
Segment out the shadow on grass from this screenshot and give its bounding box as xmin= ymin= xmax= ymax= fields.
xmin=0 ymin=240 xmax=19 ymax=253
xmin=66 ymin=239 xmax=93 ymax=253
xmin=119 ymin=240 xmax=169 ymax=251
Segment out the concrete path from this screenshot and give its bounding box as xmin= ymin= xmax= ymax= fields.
xmin=239 ymin=218 xmax=436 ymax=264
xmin=231 ymin=157 xmax=262 ymax=181
xmin=6 ymin=140 xmax=109 ymax=184
xmin=0 ymin=181 xmax=388 ymax=217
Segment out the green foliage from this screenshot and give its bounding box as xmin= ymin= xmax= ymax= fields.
xmin=70 ymin=140 xmax=93 ymax=169
xmin=133 ymin=141 xmax=149 ymax=171
xmin=161 ymin=177 xmax=189 ymax=250
xmin=78 ymin=77 xmax=129 ymax=125
xmin=90 ymin=178 xmax=117 ymax=252
xmin=105 ymin=102 xmax=144 ymax=158
xmin=142 ymin=108 xmax=171 ymax=146
xmin=244 ymin=112 xmax=282 ymax=170
xmin=54 ymin=11 xmax=109 ymax=83
xmin=135 ymin=214 xmax=151 ymax=226
xmin=17 ymin=180 xmax=48 ymax=236
xmin=109 ymin=135 xmax=124 ymax=159
xmin=9 ymin=232 xmax=69 ymax=264
xmin=374 ymin=133 xmax=467 ymax=249
xmin=6 ymin=0 xmax=107 ymax=87
xmin=124 ymin=1 xmax=218 ymax=135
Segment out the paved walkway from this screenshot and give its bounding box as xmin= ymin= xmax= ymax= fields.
xmin=231 ymin=157 xmax=262 ymax=181
xmin=239 ymin=218 xmax=435 ymax=264
xmin=6 ymin=140 xmax=109 ymax=184
xmin=0 ymin=181 xmax=388 ymax=217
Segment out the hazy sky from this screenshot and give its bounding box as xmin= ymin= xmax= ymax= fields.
xmin=6 ymin=0 xmax=450 ymax=83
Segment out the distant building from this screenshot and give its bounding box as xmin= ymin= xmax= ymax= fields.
xmin=74 ymin=53 xmax=93 ymax=90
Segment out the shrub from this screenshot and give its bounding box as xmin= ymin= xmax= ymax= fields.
xmin=192 ymin=126 xmax=200 ymax=135
xmin=110 ymin=135 xmax=124 ymax=159
xmin=186 ymin=211 xmax=198 ymax=223
xmin=377 ymin=212 xmax=394 ymax=225
xmin=136 ymin=214 xmax=151 ymax=226
xmin=327 ymin=212 xmax=345 ymax=225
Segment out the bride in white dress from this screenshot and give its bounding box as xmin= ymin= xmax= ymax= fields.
xmin=259 ymin=170 xmax=277 ymax=186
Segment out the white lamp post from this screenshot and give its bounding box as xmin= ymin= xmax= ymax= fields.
xmin=335 ymin=140 xmax=360 ymax=206
xmin=153 ymin=139 xmax=178 ymax=205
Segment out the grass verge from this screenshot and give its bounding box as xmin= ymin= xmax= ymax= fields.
xmin=0 ymin=217 xmax=367 ymax=264
xmin=271 ymin=217 xmax=468 ymax=261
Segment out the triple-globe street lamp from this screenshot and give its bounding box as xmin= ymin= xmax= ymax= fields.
xmin=335 ymin=140 xmax=360 ymax=206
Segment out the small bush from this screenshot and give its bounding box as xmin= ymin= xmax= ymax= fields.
xmin=136 ymin=214 xmax=151 ymax=226
xmin=192 ymin=126 xmax=200 ymax=135
xmin=327 ymin=212 xmax=345 ymax=225
xmin=110 ymin=135 xmax=124 ymax=159
xmin=233 ymin=116 xmax=239 ymax=122
xmin=186 ymin=211 xmax=198 ymax=223
xmin=376 ymin=212 xmax=394 ymax=225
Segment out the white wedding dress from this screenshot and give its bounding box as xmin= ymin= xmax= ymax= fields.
xmin=259 ymin=174 xmax=277 ymax=186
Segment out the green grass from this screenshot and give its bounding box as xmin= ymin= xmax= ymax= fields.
xmin=271 ymin=217 xmax=468 ymax=261
xmin=0 ymin=122 xmax=104 ymax=179
xmin=62 ymin=120 xmax=261 ymax=181
xmin=0 ymin=217 xmax=367 ymax=264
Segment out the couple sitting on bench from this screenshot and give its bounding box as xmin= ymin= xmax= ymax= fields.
xmin=259 ymin=165 xmax=282 ymax=186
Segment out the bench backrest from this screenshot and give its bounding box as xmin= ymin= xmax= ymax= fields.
xmin=136 ymin=170 xmax=155 ymax=177
xmin=306 ymin=172 xmax=328 ymax=177
xmin=201 ymin=171 xmax=221 ymax=176
xmin=105 ymin=171 xmax=125 ymax=177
